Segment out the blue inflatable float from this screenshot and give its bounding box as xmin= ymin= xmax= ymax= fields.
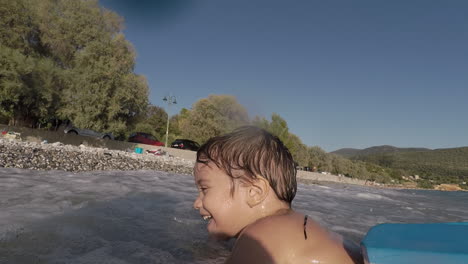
xmin=361 ymin=222 xmax=468 ymax=264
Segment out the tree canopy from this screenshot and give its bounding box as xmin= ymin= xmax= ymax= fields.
xmin=0 ymin=0 xmax=148 ymax=138
xmin=174 ymin=95 xmax=249 ymax=144
xmin=132 ymin=104 xmax=168 ymax=141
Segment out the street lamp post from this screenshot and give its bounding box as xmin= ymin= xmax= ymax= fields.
xmin=162 ymin=95 xmax=177 ymax=148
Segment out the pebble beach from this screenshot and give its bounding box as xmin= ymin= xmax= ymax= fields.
xmin=0 ymin=138 xmax=194 ymax=174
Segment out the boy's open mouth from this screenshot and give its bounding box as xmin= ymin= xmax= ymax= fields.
xmin=202 ymin=215 xmax=212 ymax=221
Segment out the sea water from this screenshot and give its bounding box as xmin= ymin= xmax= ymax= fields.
xmin=0 ymin=168 xmax=467 ymax=263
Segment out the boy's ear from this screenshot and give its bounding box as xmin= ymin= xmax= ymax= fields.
xmin=246 ymin=176 xmax=269 ymax=208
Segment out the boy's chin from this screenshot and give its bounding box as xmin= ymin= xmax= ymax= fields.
xmin=208 ymin=231 xmax=232 ymax=241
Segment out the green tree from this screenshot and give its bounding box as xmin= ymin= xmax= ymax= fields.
xmin=58 ymin=31 xmax=148 ymax=137
xmin=267 ymin=113 xmax=291 ymax=146
xmin=0 ymin=45 xmax=64 ymax=127
xmin=290 ymin=138 xmax=308 ymax=166
xmin=131 ymin=105 xmax=167 ymax=140
xmin=0 ymin=45 xmax=34 ymax=125
xmin=0 ymin=0 xmax=38 ymax=54
xmin=33 ymin=0 xmax=123 ymax=67
xmin=0 ymin=0 xmax=148 ymax=135
xmin=167 ymin=108 xmax=190 ymax=142
xmin=252 ymin=113 xmax=309 ymax=166
xmin=307 ymin=146 xmax=325 ymax=170
xmin=178 ymin=95 xmax=249 ymax=144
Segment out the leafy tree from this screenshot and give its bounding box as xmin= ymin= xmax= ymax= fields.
xmin=58 ymin=31 xmax=148 ymax=137
xmin=253 ymin=113 xmax=309 ymax=166
xmin=307 ymin=146 xmax=326 ymax=170
xmin=167 ymin=108 xmax=190 ymax=142
xmin=289 ymin=135 xmax=308 ymax=166
xmin=0 ymin=0 xmax=38 ymax=54
xmin=0 ymin=45 xmax=34 ymax=125
xmin=0 ymin=45 xmax=64 ymax=127
xmin=33 ymin=0 xmax=123 ymax=67
xmin=260 ymin=113 xmax=292 ymax=147
xmin=131 ymin=105 xmax=168 ymax=140
xmin=0 ymin=0 xmax=148 ymax=136
xmin=178 ymin=95 xmax=249 ymax=144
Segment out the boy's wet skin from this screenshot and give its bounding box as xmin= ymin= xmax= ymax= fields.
xmin=194 ymin=163 xmax=360 ymax=264
xmin=193 ymin=126 xmax=362 ymax=264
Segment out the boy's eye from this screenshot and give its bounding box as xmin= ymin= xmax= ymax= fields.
xmin=200 ymin=187 xmax=208 ymax=193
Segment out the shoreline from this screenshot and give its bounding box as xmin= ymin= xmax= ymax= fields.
xmin=0 ymin=136 xmax=464 ymax=192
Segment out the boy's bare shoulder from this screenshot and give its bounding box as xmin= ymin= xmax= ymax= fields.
xmin=226 ymin=212 xmax=356 ymax=264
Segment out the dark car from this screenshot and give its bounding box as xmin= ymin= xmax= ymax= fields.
xmin=170 ymin=139 xmax=200 ymax=151
xmin=128 ymin=132 xmax=164 ymax=146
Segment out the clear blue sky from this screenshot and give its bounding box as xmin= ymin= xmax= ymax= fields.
xmin=100 ymin=0 xmax=468 ymax=152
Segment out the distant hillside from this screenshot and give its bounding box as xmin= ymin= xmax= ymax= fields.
xmin=332 ymin=145 xmax=430 ymax=158
xmin=354 ymin=147 xmax=468 ymax=182
xmin=330 ymin=148 xmax=361 ymax=157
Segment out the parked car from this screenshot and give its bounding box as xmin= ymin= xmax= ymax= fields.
xmin=64 ymin=126 xmax=114 ymax=140
xmin=128 ymin=132 xmax=164 ymax=146
xmin=170 ymin=139 xmax=200 ymax=151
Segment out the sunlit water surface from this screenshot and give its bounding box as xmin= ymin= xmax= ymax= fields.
xmin=1 ymin=168 xmax=467 ymax=263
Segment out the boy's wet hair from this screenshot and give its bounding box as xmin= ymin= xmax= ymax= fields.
xmin=196 ymin=126 xmax=297 ymax=204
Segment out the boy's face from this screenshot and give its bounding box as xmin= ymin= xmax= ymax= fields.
xmin=193 ymin=162 xmax=251 ymax=240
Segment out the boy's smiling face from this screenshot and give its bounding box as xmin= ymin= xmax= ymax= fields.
xmin=193 ymin=161 xmax=251 ymax=240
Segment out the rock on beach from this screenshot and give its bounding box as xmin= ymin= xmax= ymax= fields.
xmin=0 ymin=138 xmax=194 ymax=174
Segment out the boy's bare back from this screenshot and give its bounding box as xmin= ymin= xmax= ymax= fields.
xmin=226 ymin=211 xmax=357 ymax=264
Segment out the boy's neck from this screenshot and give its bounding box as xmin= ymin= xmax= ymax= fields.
xmin=235 ymin=201 xmax=291 ymax=239
xmin=257 ymin=199 xmax=291 ymax=219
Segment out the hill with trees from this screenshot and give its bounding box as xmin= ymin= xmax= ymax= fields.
xmin=351 ymin=147 xmax=468 ymax=185
xmin=332 ymin=145 xmax=431 ymax=158
xmin=330 ymin=148 xmax=361 ymax=158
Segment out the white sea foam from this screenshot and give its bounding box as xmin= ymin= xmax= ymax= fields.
xmin=330 ymin=226 xmax=365 ymax=236
xmin=355 ymin=192 xmax=393 ymax=201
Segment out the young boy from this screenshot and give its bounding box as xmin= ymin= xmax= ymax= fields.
xmin=193 ymin=126 xmax=362 ymax=264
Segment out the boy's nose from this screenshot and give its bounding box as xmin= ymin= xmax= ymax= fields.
xmin=193 ymin=196 xmax=202 ymax=210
